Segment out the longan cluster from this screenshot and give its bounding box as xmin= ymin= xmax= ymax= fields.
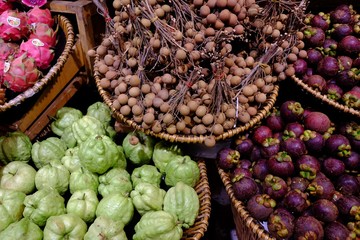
xmin=91 ymin=0 xmax=307 ymax=145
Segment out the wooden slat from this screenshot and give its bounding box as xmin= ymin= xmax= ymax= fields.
xmin=16 ymin=41 xmax=84 ymax=133
xmin=47 ymin=0 xmax=98 ymax=76
xmin=25 ymin=76 xmax=87 ymax=140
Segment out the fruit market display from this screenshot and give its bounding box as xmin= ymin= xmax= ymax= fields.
xmin=0 ymin=101 xmax=202 ymax=240
xmin=292 ymin=4 xmax=360 ymax=110
xmin=0 ymin=5 xmax=57 ymax=103
xmin=91 ymin=0 xmax=310 ymax=146
xmin=217 ymin=99 xmax=360 ymax=239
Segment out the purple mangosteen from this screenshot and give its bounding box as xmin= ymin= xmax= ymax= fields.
xmin=322 ymin=157 xmax=346 ymax=177
xmin=237 ymin=159 xmax=252 ymax=169
xmin=231 ymin=166 xmax=253 ymax=179
xmin=343 ymin=87 xmax=360 ymax=109
xmin=317 ymin=56 xmax=340 ymax=77
xmin=322 ymin=82 xmax=344 ymax=101
xmin=267 ymin=151 xmax=294 ymax=178
xmin=300 ymin=130 xmax=325 ymax=154
xmin=217 ymin=147 xmax=240 ymax=170
xmin=325 ymin=134 xmax=352 ymax=158
xmin=324 ymin=221 xmax=351 ymax=240
xmin=311 ymin=198 xmax=339 ymax=222
xmin=252 ymin=125 xmax=273 ymax=145
xmin=251 ymin=159 xmax=269 ymax=181
xmin=294 ymin=216 xmax=324 ymax=240
xmin=338 ymin=35 xmax=360 ymax=55
xmin=288 ymin=176 xmax=310 ymax=192
xmin=250 ymin=145 xmax=262 ymax=162
xmin=322 ymin=38 xmax=338 ymax=56
xmin=232 ymin=175 xmax=259 ymax=201
xmin=263 ymin=174 xmax=289 ymax=200
xmin=246 ymin=193 xmax=277 ymax=221
xmin=332 ymin=23 xmax=353 ymax=40
xmin=296 ymin=154 xmax=321 ymax=180
xmin=260 ymin=137 xmax=280 ymax=159
xmin=335 ymin=174 xmax=360 ymax=195
xmin=330 ymin=4 xmax=353 ymax=24
xmin=336 ymin=195 xmax=360 ymax=220
xmin=281 ymin=137 xmax=307 ymax=159
xmin=294 ymin=58 xmax=308 ymax=76
xmin=338 ymin=55 xmax=353 ymax=71
xmin=343 ymin=151 xmax=360 ymax=171
xmin=268 ymin=208 xmax=295 ymax=240
xmin=303 ymin=111 xmax=332 ymax=134
xmin=266 ymin=111 xmax=285 ymax=132
xmin=309 ymin=13 xmax=330 ymax=31
xmin=282 ymin=189 xmax=310 ymax=214
xmin=303 ymin=26 xmax=326 ymax=47
xmin=280 ymin=101 xmax=304 ymax=123
xmin=284 ymin=122 xmax=305 ymax=138
xmin=235 ymin=137 xmax=254 ymax=158
xmin=307 ymin=175 xmax=336 ymax=200
xmin=306 ymin=74 xmax=327 ymax=92
xmin=307 ymin=48 xmax=323 ymax=66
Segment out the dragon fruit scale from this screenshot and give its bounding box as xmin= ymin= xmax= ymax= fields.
xmin=19 ymin=39 xmax=55 ymax=70
xmin=0 ymin=42 xmax=19 ymax=60
xmin=0 ymin=1 xmax=12 ymax=15
xmin=0 ymin=10 xmax=29 ymax=42
xmin=29 ymin=23 xmax=57 ymax=47
xmin=3 ymin=53 xmax=40 ymax=93
xmin=27 ymin=6 xmax=54 ymax=27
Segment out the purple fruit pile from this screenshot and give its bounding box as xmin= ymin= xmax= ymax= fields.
xmin=217 ymin=100 xmax=360 ymax=240
xmin=292 ymin=4 xmax=360 ymax=110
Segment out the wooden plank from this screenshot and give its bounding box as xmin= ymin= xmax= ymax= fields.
xmin=25 ymin=76 xmax=87 ymax=140
xmin=47 ymin=0 xmax=98 ymax=76
xmin=16 ymin=41 xmax=84 ymax=132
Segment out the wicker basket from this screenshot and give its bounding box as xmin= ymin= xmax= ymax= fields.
xmin=291 ymin=75 xmax=360 ymax=118
xmin=34 ymin=125 xmax=211 ymax=240
xmin=0 ymin=15 xmax=75 ymax=112
xmin=182 ymin=159 xmax=212 ymax=240
xmin=218 ymin=167 xmax=275 ymax=240
xmin=94 ymin=58 xmax=279 ymax=145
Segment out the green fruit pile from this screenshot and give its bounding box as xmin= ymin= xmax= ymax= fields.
xmin=0 ymin=101 xmax=201 ymax=240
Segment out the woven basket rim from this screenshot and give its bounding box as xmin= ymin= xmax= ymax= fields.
xmin=291 ymin=75 xmax=360 ymax=117
xmin=0 ymin=15 xmax=75 ymax=112
xmin=217 ymin=166 xmax=276 ymax=240
xmin=182 ymin=159 xmax=211 ymax=240
xmin=94 ymin=56 xmax=279 ymax=144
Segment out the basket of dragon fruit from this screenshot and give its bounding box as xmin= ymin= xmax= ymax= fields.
xmin=0 ymin=5 xmax=75 ymax=112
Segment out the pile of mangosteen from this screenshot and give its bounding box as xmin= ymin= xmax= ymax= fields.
xmin=217 ymin=99 xmax=360 ymax=239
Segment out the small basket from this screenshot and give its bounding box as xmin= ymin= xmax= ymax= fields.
xmin=94 ymin=58 xmax=279 ymax=145
xmin=182 ymin=159 xmax=212 ymax=240
xmin=0 ymin=15 xmax=75 ymax=112
xmin=291 ymin=75 xmax=360 ymax=118
xmin=217 ymin=166 xmax=275 ymax=240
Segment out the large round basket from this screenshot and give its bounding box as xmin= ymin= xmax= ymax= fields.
xmin=0 ymin=15 xmax=75 ymax=112
xmin=32 ymin=126 xmax=211 ymax=239
xmin=94 ymin=57 xmax=279 ymax=145
xmin=291 ymin=75 xmax=360 ymax=118
xmin=217 ymin=166 xmax=275 ymax=240
xmin=182 ymin=159 xmax=211 ymax=240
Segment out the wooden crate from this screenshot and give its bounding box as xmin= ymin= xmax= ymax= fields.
xmin=0 ymin=0 xmax=103 ymax=139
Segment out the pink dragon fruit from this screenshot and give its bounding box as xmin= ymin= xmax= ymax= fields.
xmin=0 ymin=1 xmax=12 ymax=15
xmin=3 ymin=53 xmax=40 ymax=92
xmin=0 ymin=42 xmax=19 ymax=60
xmin=27 ymin=6 xmax=53 ymax=27
xmin=0 ymin=10 xmax=29 ymax=42
xmin=29 ymin=23 xmax=57 ymax=47
xmin=19 ymin=38 xmax=55 ymax=69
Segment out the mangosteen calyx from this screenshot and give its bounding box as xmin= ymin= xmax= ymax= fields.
xmin=300 ymin=130 xmax=316 ymax=141
xmin=256 ymin=194 xmax=277 ymax=209
xmin=265 ymin=174 xmax=284 ymax=191
xmin=262 ymin=137 xmax=280 ymax=147
xmin=299 ymin=164 xmax=318 ymax=180
xmin=349 ymin=205 xmax=360 ymax=220
xmin=307 ymin=182 xmax=324 ymax=196
xmin=232 ymin=174 xmax=245 ymax=183
xmin=337 ymin=143 xmax=352 ymax=158
xmin=288 ymin=102 xmax=304 ymax=116
xmin=274 ymin=151 xmax=292 ymax=163
xmin=347 ymin=221 xmax=360 ymax=239
xmin=270 ymin=216 xmax=290 ymax=238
